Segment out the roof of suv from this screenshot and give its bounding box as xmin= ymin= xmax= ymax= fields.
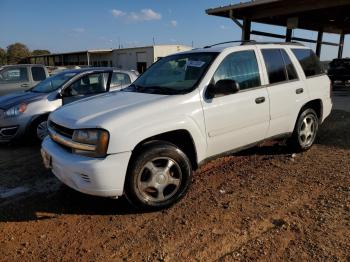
xmin=179 ymin=41 xmax=308 ymax=54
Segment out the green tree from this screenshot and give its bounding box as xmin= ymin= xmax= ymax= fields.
xmin=0 ymin=48 xmax=6 ymax=65
xmin=7 ymin=42 xmax=30 ymax=64
xmin=32 ymin=49 xmax=50 ymax=56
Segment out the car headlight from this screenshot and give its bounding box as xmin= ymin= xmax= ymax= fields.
xmin=72 ymin=129 xmax=109 ymax=158
xmin=4 ymin=103 xmax=27 ymax=118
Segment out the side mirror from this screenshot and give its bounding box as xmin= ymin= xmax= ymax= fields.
xmin=206 ymin=79 xmax=240 ymax=99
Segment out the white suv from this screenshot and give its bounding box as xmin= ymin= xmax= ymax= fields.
xmin=41 ymin=42 xmax=332 ymax=209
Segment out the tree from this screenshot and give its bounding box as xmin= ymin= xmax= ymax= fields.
xmin=7 ymin=42 xmax=30 ymax=64
xmin=32 ymin=49 xmax=50 ymax=56
xmin=0 ymin=48 xmax=6 ymax=65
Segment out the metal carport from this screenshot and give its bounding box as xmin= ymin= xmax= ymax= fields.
xmin=206 ymin=0 xmax=350 ymax=58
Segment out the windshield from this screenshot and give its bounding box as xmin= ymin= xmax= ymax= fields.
xmin=31 ymin=71 xmax=78 ymax=93
xmin=126 ymin=52 xmax=218 ymax=95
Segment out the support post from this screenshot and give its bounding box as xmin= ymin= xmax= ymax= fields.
xmin=316 ymin=30 xmax=323 ymax=58
xmin=242 ymin=18 xmax=251 ymax=41
xmin=285 ymin=28 xmax=293 ymax=42
xmin=87 ymin=52 xmax=90 ymax=66
xmin=338 ymin=33 xmax=345 ymax=59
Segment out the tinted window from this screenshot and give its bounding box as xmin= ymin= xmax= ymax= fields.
xmin=281 ymin=50 xmax=298 ymax=80
xmin=292 ymin=49 xmax=323 ymax=77
xmin=262 ymin=49 xmax=287 ymax=84
xmin=111 ymin=72 xmax=131 ymax=88
xmin=0 ymin=67 xmax=28 ymax=82
xmin=31 ymin=67 xmax=46 ymax=81
xmin=213 ymin=50 xmax=261 ymax=90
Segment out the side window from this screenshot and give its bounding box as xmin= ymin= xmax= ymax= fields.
xmin=63 ymin=72 xmax=108 ymax=97
xmin=281 ymin=50 xmax=298 ymax=80
xmin=31 ymin=67 xmax=46 ymax=81
xmin=261 ymin=49 xmax=287 ymax=84
xmin=292 ymin=49 xmax=323 ymax=77
xmin=213 ymin=50 xmax=261 ymax=91
xmin=111 ymin=72 xmax=131 ymax=88
xmin=0 ymin=67 xmax=28 ymax=83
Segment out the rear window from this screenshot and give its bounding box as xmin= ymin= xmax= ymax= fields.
xmin=292 ymin=49 xmax=323 ymax=77
xmin=261 ymin=49 xmax=287 ymax=84
xmin=31 ymin=66 xmax=46 ymax=81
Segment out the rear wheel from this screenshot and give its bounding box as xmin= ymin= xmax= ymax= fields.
xmin=288 ymin=108 xmax=319 ymax=151
xmin=125 ymin=141 xmax=192 ymax=209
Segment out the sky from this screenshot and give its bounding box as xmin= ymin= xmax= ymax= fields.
xmin=0 ymin=0 xmax=349 ymax=61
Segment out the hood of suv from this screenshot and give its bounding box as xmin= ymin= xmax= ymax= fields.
xmin=51 ymin=91 xmax=166 ymax=127
xmin=0 ymin=91 xmax=47 ymax=110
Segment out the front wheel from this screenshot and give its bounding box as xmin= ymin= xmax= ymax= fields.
xmin=36 ymin=120 xmax=48 ymax=141
xmin=124 ymin=141 xmax=192 ymax=209
xmin=288 ymin=108 xmax=319 ymax=151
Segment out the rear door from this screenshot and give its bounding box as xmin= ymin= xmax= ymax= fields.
xmin=0 ymin=66 xmax=31 ymax=95
xmin=61 ymin=71 xmax=111 ymax=105
xmin=258 ymin=48 xmax=308 ymax=137
xmin=202 ymin=48 xmax=270 ymax=157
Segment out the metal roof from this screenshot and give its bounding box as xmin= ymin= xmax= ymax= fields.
xmin=206 ymin=0 xmax=350 ymax=34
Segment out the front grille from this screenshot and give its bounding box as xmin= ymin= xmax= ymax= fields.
xmin=49 ymin=121 xmax=74 ymax=139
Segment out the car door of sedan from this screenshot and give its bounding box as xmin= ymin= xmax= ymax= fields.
xmin=202 ymin=48 xmax=270 ymax=157
xmin=61 ymin=71 xmax=111 ymax=105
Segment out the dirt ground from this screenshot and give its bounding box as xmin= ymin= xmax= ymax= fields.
xmin=0 ymin=99 xmax=350 ymax=261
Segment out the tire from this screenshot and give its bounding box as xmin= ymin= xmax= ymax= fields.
xmin=29 ymin=116 xmax=49 ymax=142
xmin=288 ymin=108 xmax=319 ymax=151
xmin=124 ymin=141 xmax=192 ymax=210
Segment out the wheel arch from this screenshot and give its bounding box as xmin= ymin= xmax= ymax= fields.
xmin=130 ymin=129 xmax=199 ymax=171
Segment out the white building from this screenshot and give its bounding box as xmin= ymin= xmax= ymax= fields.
xmin=29 ymin=45 xmax=192 ymax=73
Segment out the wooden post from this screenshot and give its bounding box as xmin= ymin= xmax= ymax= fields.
xmin=316 ymin=30 xmax=323 ymax=58
xmin=286 ymin=28 xmax=293 ymax=42
xmin=338 ymin=33 xmax=345 ymax=59
xmin=242 ymin=18 xmax=251 ymax=41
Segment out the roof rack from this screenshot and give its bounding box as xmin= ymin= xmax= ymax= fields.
xmin=203 ymin=40 xmax=256 ymax=48
xmin=203 ymin=40 xmax=304 ymax=49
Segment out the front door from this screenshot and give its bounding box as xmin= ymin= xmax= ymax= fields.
xmin=61 ymin=72 xmax=110 ymax=105
xmin=202 ymin=49 xmax=270 ymax=157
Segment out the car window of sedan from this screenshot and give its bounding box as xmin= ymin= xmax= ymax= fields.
xmin=110 ymin=72 xmax=131 ymax=88
xmin=63 ymin=72 xmax=109 ymax=97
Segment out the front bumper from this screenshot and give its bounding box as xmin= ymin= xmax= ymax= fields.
xmin=0 ymin=115 xmax=30 ymax=142
xmin=41 ymin=137 xmax=131 ymax=197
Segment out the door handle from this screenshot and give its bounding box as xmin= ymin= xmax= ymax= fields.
xmin=296 ymin=88 xmax=304 ymax=94
xmin=255 ymin=97 xmax=265 ymax=104
xmin=21 ymin=83 xmax=29 ymax=87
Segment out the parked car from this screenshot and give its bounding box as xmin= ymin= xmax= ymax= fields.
xmin=0 ymin=68 xmax=137 ymax=142
xmin=0 ymin=64 xmax=49 ymax=96
xmin=327 ymin=58 xmax=350 ymax=85
xmin=41 ymin=42 xmax=332 ymax=209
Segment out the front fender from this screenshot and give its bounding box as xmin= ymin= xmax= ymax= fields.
xmin=107 ymin=114 xmax=207 ymax=163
